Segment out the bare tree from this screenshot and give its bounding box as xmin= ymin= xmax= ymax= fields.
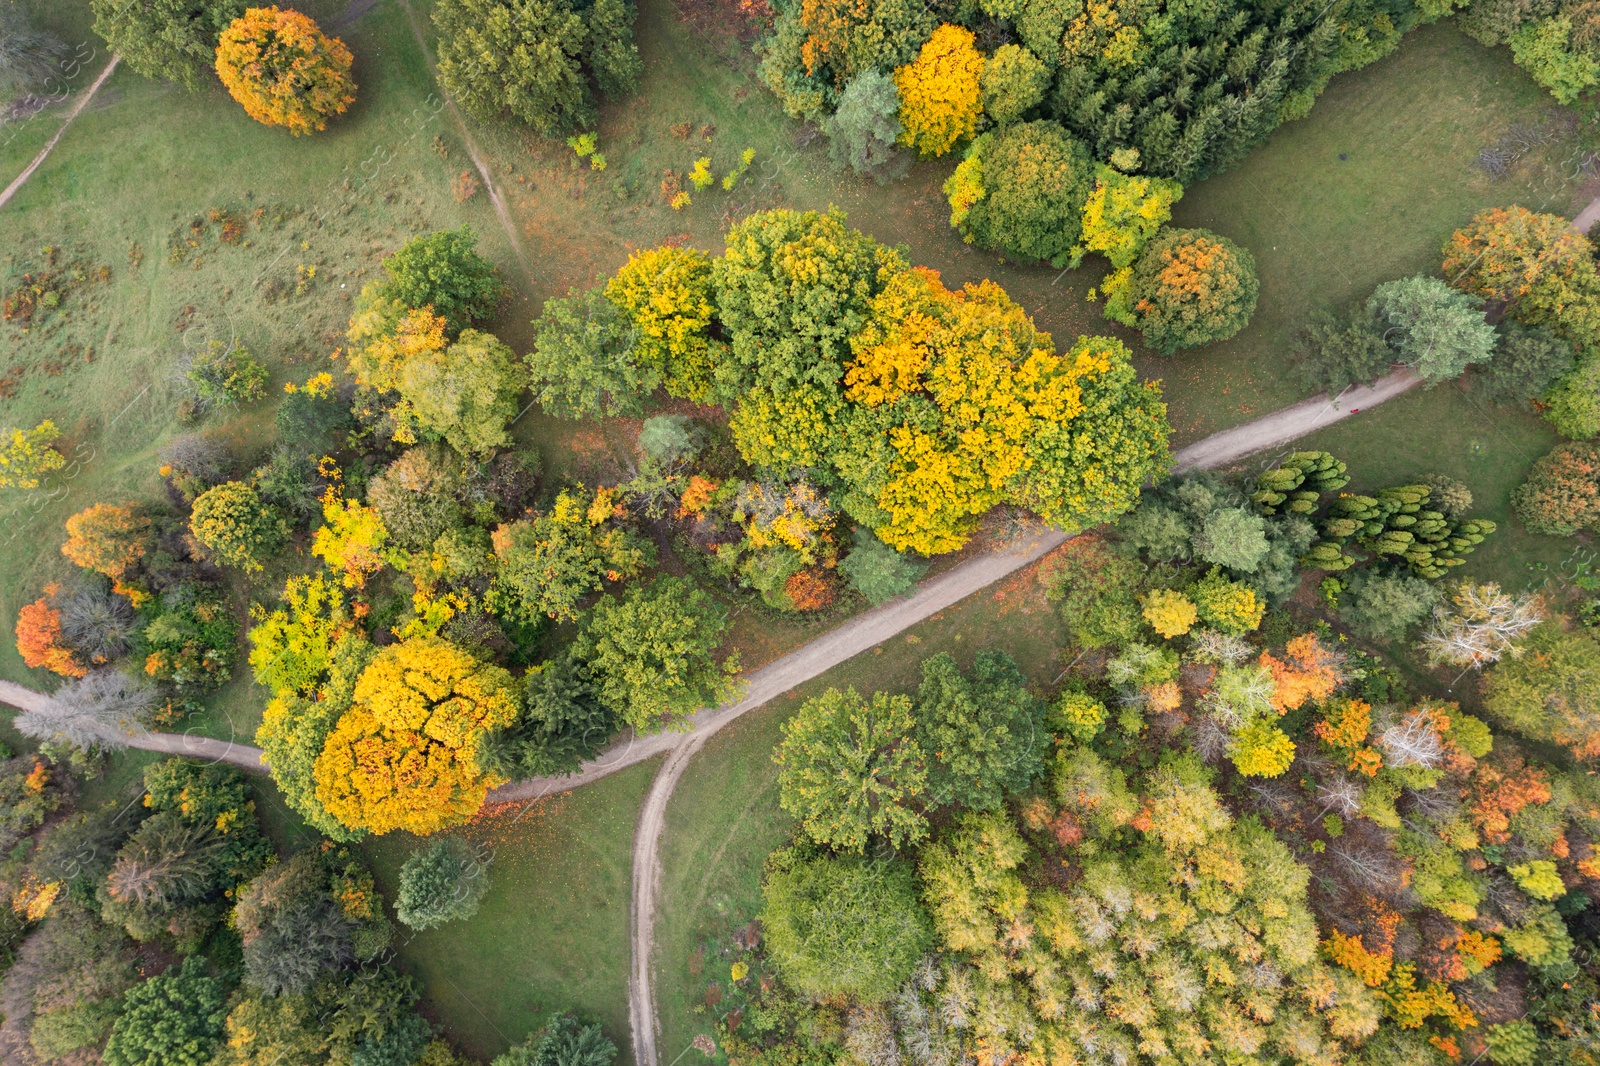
xmin=0 ymin=7 xmax=65 ymax=98
xmin=13 ymin=669 xmax=156 ymax=751
xmin=1315 ymin=776 xmax=1361 ymax=817
xmin=1377 ymin=709 xmax=1444 ymax=769
xmin=1420 ymin=582 xmax=1545 ymax=669
xmin=56 ymin=583 xmax=136 ymax=665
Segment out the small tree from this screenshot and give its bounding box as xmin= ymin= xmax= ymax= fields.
xmin=1481 ymin=322 xmax=1575 ymax=406
xmin=945 ymin=120 xmax=1094 ymax=266
xmin=1513 ymin=441 xmax=1600 ymax=536
xmin=914 ymin=651 xmax=1044 ymax=811
xmin=1121 ymin=228 xmax=1259 ymax=354
xmin=760 ymin=850 xmax=932 ymax=1000
xmin=61 ymin=502 xmax=154 ymax=579
xmin=189 ymin=480 xmax=289 ymax=572
xmin=893 ymin=24 xmax=984 ymax=157
xmin=371 ymin=228 xmax=505 ymax=336
xmin=1190 ymin=568 xmax=1264 ymax=636
xmin=91 ymin=0 xmax=244 ymax=89
xmin=14 ymin=669 xmax=158 ymax=751
xmin=637 ymin=415 xmax=700 ymax=466
xmin=1483 ymin=620 xmax=1600 ymax=760
xmin=494 ymin=1013 xmax=617 ymax=1066
xmin=102 ymin=956 xmax=227 ymax=1066
xmin=774 ymin=686 xmax=927 ymax=852
xmin=1142 ymin=588 xmax=1197 ymax=638
xmin=493 ymin=488 xmax=652 ymax=621
xmin=838 ymin=531 xmax=924 ymax=604
xmin=395 ymin=836 xmax=491 ymax=930
xmin=15 ymin=586 xmax=86 ymax=678
xmin=527 ymin=289 xmax=652 ymax=419
xmin=1194 ymin=506 xmax=1270 ymax=572
xmin=1075 ymin=162 xmax=1183 ymax=270
xmin=574 ymin=578 xmax=736 ymax=732
xmin=1368 ymin=275 xmax=1496 ymax=383
xmin=0 ymin=419 xmax=65 ymax=489
xmin=605 ymin=246 xmax=720 ymax=402
xmin=215 ymin=7 xmax=355 ymax=134
xmin=822 ymin=70 xmax=904 ymax=180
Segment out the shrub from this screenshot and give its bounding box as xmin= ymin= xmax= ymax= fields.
xmin=784 ymin=570 xmax=836 ymax=612
xmin=761 ymin=850 xmax=932 ymax=1000
xmin=1509 ymin=15 xmax=1600 ymax=103
xmin=947 ymin=121 xmax=1093 ymax=266
xmin=183 ymin=339 xmax=269 ymax=409
xmin=1121 ymin=228 xmax=1259 ymax=354
xmin=189 ymin=480 xmax=289 ymax=572
xmin=91 ymin=0 xmax=244 ymax=89
xmin=0 ymin=7 xmax=64 ymax=97
xmin=1229 ymin=718 xmax=1297 ymax=778
xmin=838 ymin=532 xmax=924 ymax=604
xmin=433 ymin=0 xmax=641 ymax=137
xmin=276 ymin=382 xmax=353 ymax=451
xmin=637 ymin=415 xmax=700 ymax=466
xmin=1043 ymin=537 xmax=1145 ymax=647
xmin=365 ymin=448 xmax=466 ymax=554
xmin=1544 ymin=351 xmax=1600 ymax=439
xmin=395 ymin=836 xmax=491 ymax=930
xmin=215 ymin=6 xmax=354 ymax=134
xmin=139 ymin=587 xmax=239 ymax=690
xmin=102 ymin=956 xmax=226 ymax=1066
xmin=1194 ymin=506 xmax=1270 ymax=572
xmin=0 ymin=419 xmax=65 ymax=489
xmin=1484 ymin=1020 xmax=1540 ymax=1066
xmin=893 ymin=24 xmax=983 ymax=157
xmin=1076 ymin=163 xmax=1183 ymax=270
xmin=1514 ymin=441 xmax=1600 ymax=535
xmin=822 ymin=70 xmax=904 ymax=179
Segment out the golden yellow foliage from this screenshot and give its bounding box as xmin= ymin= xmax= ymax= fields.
xmin=345 ymin=305 xmax=448 ymax=393
xmin=311 ymin=490 xmax=389 ymax=587
xmin=605 ymin=246 xmax=721 ymax=401
xmin=893 ymin=24 xmax=984 ymax=158
xmin=1142 ymin=588 xmax=1197 ymax=638
xmin=215 ymin=7 xmax=355 ymax=135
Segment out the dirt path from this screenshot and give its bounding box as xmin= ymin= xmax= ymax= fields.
xmin=0 ymin=55 xmax=121 ymax=212
xmin=394 ymin=0 xmax=535 ymax=284
xmin=1573 ymin=191 xmax=1600 ymax=236
xmin=0 ymin=679 xmax=267 ymax=771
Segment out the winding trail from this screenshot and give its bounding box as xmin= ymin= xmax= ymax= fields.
xmin=0 ymin=55 xmax=121 ymax=212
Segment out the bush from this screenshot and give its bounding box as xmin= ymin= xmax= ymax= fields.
xmin=276 ymin=383 xmax=354 ymax=451
xmin=1337 ymin=570 xmax=1442 ymax=643
xmin=1513 ymin=441 xmax=1600 ymax=536
xmin=371 ymin=228 xmax=505 ymax=336
xmin=1049 ymin=690 xmax=1108 ymax=742
xmin=838 ymin=531 xmax=924 ymax=604
xmin=102 ymin=956 xmax=226 ymax=1066
xmin=1043 ymin=537 xmax=1144 ymax=647
xmin=947 ymin=121 xmax=1094 ymax=266
xmin=433 ymin=0 xmax=641 ymax=137
xmin=395 ymin=836 xmax=491 ymax=930
xmin=216 ymin=7 xmax=355 ymax=134
xmin=56 ymin=582 xmax=137 ymax=666
xmin=822 ymin=71 xmax=904 ymax=180
xmin=760 ymin=850 xmax=932 ymax=1001
xmin=90 ymin=0 xmax=244 ymax=89
xmin=159 ymin=434 xmax=234 ymax=502
xmin=1121 ymin=228 xmax=1259 ymax=354
xmin=189 ymin=480 xmax=289 ymax=572
xmin=0 ymin=419 xmax=64 ymax=489
xmin=15 ymin=586 xmax=86 ymax=677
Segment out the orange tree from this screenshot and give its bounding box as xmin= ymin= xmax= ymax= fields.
xmin=61 ymin=502 xmax=153 ymax=580
xmin=312 ymin=634 xmax=520 ymax=835
xmin=1111 ymin=227 xmax=1259 ymax=354
xmin=15 ymin=585 xmax=85 ymax=678
xmin=215 ymin=7 xmax=355 ymax=135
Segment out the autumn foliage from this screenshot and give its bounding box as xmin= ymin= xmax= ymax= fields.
xmin=1513 ymin=441 xmax=1600 ymax=536
xmin=1440 ymin=205 xmax=1592 ymax=307
xmin=312 ymin=635 xmax=520 ymax=835
xmin=785 ymin=570 xmax=835 ymax=612
xmin=14 ymin=585 xmax=85 ymax=678
xmin=1120 ymin=228 xmax=1260 ymax=354
xmin=61 ymin=503 xmax=152 ymax=579
xmin=1260 ymin=633 xmax=1342 ymax=712
xmin=893 ymin=24 xmax=984 ymax=158
xmin=215 ymin=7 xmax=355 ymax=135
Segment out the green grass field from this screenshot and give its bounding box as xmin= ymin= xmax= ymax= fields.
xmin=1 ymin=2 xmax=1595 ymax=1062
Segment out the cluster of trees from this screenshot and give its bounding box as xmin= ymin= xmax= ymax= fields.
xmin=0 ymin=745 xmax=600 ymax=1066
xmin=1463 ymin=0 xmax=1600 ymax=103
xmin=760 ymin=0 xmax=1450 ymax=192
xmin=731 ymin=453 xmax=1600 ymax=1066
xmin=527 ymin=208 xmax=1172 ymax=555
xmin=89 ymin=1 xmax=355 ymax=132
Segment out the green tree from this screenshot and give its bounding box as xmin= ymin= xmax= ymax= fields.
xmin=234 ymin=851 xmax=352 ymax=996
xmin=1043 ymin=537 xmax=1145 ymax=648
xmin=838 ymin=531 xmax=925 ymax=604
xmin=574 ymin=578 xmax=737 ymax=732
xmin=1194 ymin=506 xmax=1271 ymax=572
xmin=484 ymin=650 xmax=616 ymax=777
xmin=1483 ymin=619 xmax=1600 ymax=761
xmin=947 ymin=121 xmax=1094 ymax=266
xmin=397 ymin=329 xmax=527 ymax=457
xmin=979 ymin=44 xmax=1049 ymax=126
xmin=396 ymin=836 xmax=490 ymax=930
xmin=914 ymin=651 xmax=1045 ymax=811
xmin=1481 ymin=322 xmax=1575 ymax=406
xmin=493 ymin=488 xmax=652 ymax=621
xmin=1121 ymin=227 xmax=1259 ymax=354
xmin=90 ymin=0 xmax=243 ymax=89
xmin=760 ymin=849 xmax=932 ymax=1000
xmin=1510 ymin=15 xmax=1600 ymax=103
xmin=527 ymin=288 xmax=652 ymax=419
xmin=493 ymin=1013 xmax=616 ymax=1066
xmin=433 ymin=0 xmax=641 ymax=138
xmin=821 ymin=70 xmax=905 ymax=180
xmin=1293 ymin=306 xmax=1393 ymax=395
xmin=102 ymin=957 xmax=225 ymax=1066
xmin=774 ymin=686 xmax=927 ymax=851
xmin=1338 ymin=569 xmax=1443 ymax=643
xmin=188 ymin=481 xmax=288 ymax=572
xmin=211 ymin=989 xmax=329 ymax=1066
xmin=1368 ymin=275 xmax=1496 ymax=383
xmin=370 ymin=228 xmax=504 ymax=336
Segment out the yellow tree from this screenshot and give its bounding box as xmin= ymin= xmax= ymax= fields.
xmin=312 ymin=635 xmax=520 ymax=835
xmin=893 ymin=24 xmax=984 ymax=157
xmin=215 ymin=7 xmax=356 ymax=135
xmin=0 ymin=420 xmax=65 ymax=489
xmin=605 ymin=246 xmax=721 ymax=402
